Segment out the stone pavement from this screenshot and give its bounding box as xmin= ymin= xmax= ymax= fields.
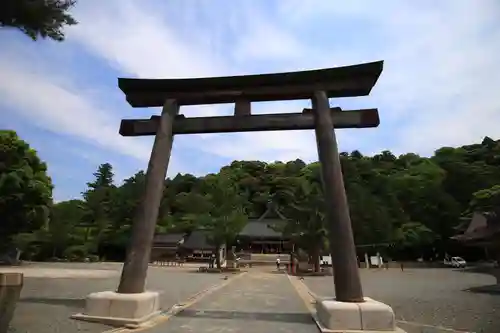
xmin=6 ymin=264 xmax=227 ymax=333
xmin=143 ymin=271 xmax=319 ymax=333
xmin=302 ymin=269 xmax=500 ymax=333
xmin=13 ymin=263 xmax=498 ymax=333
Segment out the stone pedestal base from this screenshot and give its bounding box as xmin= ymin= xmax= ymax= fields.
xmin=0 ymin=272 xmax=23 ymax=333
xmin=71 ymin=291 xmax=160 ymax=327
xmin=315 ymin=297 xmax=402 ymax=332
xmin=492 ymin=268 xmax=500 ymax=284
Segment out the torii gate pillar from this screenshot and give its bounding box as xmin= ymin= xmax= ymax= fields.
xmin=312 ymin=91 xmax=364 ymax=302
xmin=71 ymin=60 xmax=404 ymax=332
xmin=311 ymin=91 xmax=399 ymax=332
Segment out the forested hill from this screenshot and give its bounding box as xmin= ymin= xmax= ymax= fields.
xmin=1 ymin=129 xmax=499 ymax=262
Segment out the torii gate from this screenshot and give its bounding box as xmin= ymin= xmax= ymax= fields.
xmin=73 ymin=61 xmax=401 ymax=332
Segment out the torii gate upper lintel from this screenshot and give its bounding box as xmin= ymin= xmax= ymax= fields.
xmin=118 ymin=60 xmax=383 ymax=107
xmin=115 ymin=61 xmax=384 ymax=302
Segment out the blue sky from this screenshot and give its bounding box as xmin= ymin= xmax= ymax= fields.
xmin=1 ymin=0 xmax=499 ymax=201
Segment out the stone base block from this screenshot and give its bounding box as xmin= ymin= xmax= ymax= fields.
xmin=315 ymin=297 xmax=402 ymax=332
xmin=71 ymin=291 xmax=160 ymax=327
xmin=0 ymin=273 xmax=24 ymax=333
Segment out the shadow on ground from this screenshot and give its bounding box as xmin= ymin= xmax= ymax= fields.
xmin=176 ymin=309 xmax=314 ymax=324
xmin=457 ymin=266 xmax=500 ymax=295
xmin=456 ymin=265 xmax=498 ymax=275
xmin=18 ymin=297 xmax=85 ymax=308
xmin=267 ymin=270 xmax=287 ymax=275
xmin=464 ymin=284 xmax=500 ymax=295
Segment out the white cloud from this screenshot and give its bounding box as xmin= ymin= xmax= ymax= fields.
xmin=2 ymin=0 xmax=500 ymax=191
xmin=232 ymin=19 xmax=305 ymax=63
xmin=0 ymin=55 xmax=154 ymax=162
xmin=63 ymin=0 xmax=348 ymax=163
xmin=237 ymin=0 xmax=500 ymax=155
xmin=68 ymin=0 xmax=230 ymax=79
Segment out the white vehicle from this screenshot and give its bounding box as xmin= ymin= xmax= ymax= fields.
xmin=320 ymin=255 xmax=332 ymax=266
xmin=444 ymin=256 xmax=467 ymax=268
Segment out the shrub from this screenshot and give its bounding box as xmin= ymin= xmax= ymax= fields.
xmin=63 ymin=245 xmax=89 ymax=262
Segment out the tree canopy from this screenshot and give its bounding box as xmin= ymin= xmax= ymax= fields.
xmin=0 ymin=0 xmax=77 ymax=41
xmin=2 ymin=130 xmax=499 ymax=264
xmin=0 ymin=130 xmax=53 ymax=251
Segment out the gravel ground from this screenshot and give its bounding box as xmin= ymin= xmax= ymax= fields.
xmin=7 ymin=264 xmax=499 ymax=333
xmin=303 ymin=268 xmax=500 ymax=333
xmin=149 ymin=272 xmax=318 ymax=333
xmin=6 ymin=263 xmax=226 ymax=333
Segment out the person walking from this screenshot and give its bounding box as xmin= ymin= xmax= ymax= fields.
xmin=212 ymin=253 xmax=217 ymax=268
xmin=276 ymin=257 xmax=281 ymax=271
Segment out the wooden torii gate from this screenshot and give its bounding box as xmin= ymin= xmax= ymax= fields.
xmin=116 ymin=61 xmax=384 ymax=303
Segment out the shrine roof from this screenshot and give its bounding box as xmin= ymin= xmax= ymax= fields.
xmin=182 ymin=230 xmax=215 ymax=250
xmin=238 ymin=202 xmax=289 ymax=238
xmin=238 ymin=219 xmax=287 ymax=238
xmin=452 ymin=211 xmax=500 ymax=242
xmin=153 ymin=233 xmax=186 ymax=245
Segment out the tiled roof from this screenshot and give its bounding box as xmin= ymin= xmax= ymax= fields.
xmin=238 ymin=219 xmax=287 ymax=238
xmin=160 ymin=203 xmax=290 ymax=246
xmin=239 ymin=202 xmax=289 ymax=238
xmin=153 ymin=233 xmax=186 ymax=245
xmin=452 ymin=211 xmax=500 ymax=242
xmin=182 ymin=230 xmax=215 ymax=250
xmin=452 ymin=227 xmax=500 ymax=241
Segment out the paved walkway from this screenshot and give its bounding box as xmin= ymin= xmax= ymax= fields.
xmin=8 ymin=265 xmax=226 ymax=333
xmin=0 ymin=266 xmax=118 ymax=278
xmin=144 ymin=272 xmax=319 ymax=333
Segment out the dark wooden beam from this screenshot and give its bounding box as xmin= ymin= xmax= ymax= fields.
xmin=312 ymin=91 xmax=364 ymax=302
xmin=117 ymin=99 xmax=178 ymax=294
xmin=124 ymin=78 xmax=377 ymax=107
xmin=234 ymin=100 xmax=251 ymax=116
xmin=119 ymin=108 xmax=379 ymax=137
xmin=118 ymin=61 xmax=383 ymax=107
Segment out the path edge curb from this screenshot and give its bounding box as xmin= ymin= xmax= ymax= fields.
xmin=286 ymin=274 xmax=408 ymax=333
xmin=102 ymin=272 xmax=247 ymax=333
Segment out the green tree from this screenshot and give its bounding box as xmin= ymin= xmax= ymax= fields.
xmin=81 ymin=163 xmax=116 ymax=256
xmin=13 ymin=199 xmax=85 ymax=259
xmin=99 ymin=171 xmax=146 ymax=259
xmin=0 ymin=0 xmax=77 ymax=41
xmin=5 ymin=132 xmax=498 ymax=263
xmin=47 ymin=199 xmax=85 ymax=256
xmin=469 ymin=185 xmax=500 ymax=213
xmin=280 ymin=176 xmax=326 ymax=272
xmin=0 ymin=130 xmax=53 ymax=250
xmin=394 ymin=222 xmax=437 ymax=258
xmin=193 ymin=172 xmax=248 ymax=269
